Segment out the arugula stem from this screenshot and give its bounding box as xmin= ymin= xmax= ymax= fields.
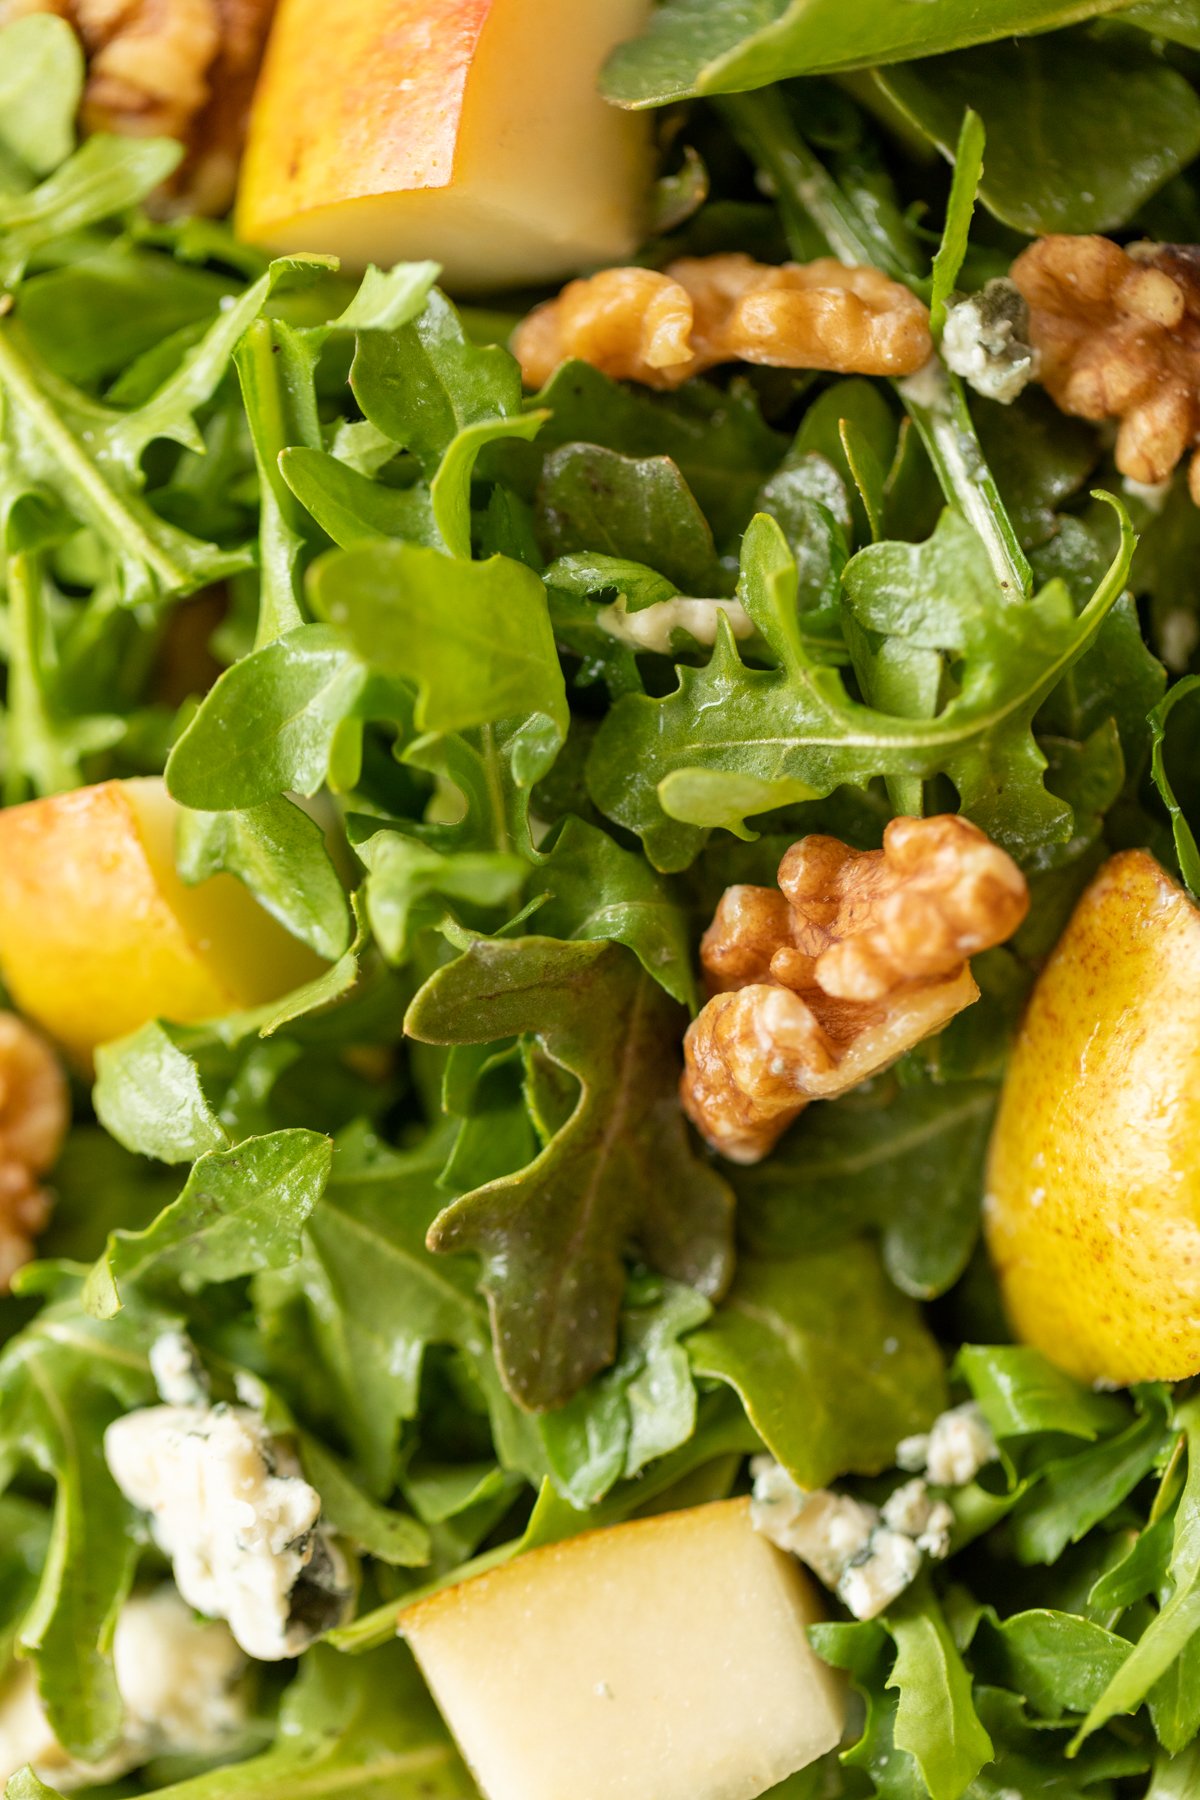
xmin=235 ymin=319 xmax=319 ymax=650
xmin=0 ymin=324 xmax=183 ymax=595
xmin=3 ymin=551 xmax=75 ymax=804
xmin=716 ymin=91 xmax=1033 ymax=600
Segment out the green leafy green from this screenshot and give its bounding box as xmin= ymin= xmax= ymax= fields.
xmin=586 ymin=504 xmax=1134 ymax=870
xmin=1150 ymin=676 xmax=1200 ymax=897
xmin=885 ymin=1584 xmax=993 ymax=1800
xmin=176 ymin=796 xmax=352 ymax=962
xmin=878 ymin=33 xmax=1200 ymax=236
xmin=686 ymin=1241 xmax=946 ymax=1487
xmin=83 ymin=1130 xmax=332 ymax=1319
xmin=406 ymin=936 xmax=735 ymax=1410
xmin=734 ymin=1079 xmax=996 ymax=1299
xmin=600 ymin=0 xmax=1133 ymax=107
xmin=93 ymin=1023 xmax=229 ymax=1165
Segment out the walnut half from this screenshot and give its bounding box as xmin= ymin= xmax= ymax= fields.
xmin=514 ymin=253 xmax=933 ymax=391
xmin=0 ymin=1013 xmax=69 ymax=1290
xmin=1012 ymin=234 xmax=1200 ymax=501
xmin=682 ymin=816 xmax=1029 ymax=1164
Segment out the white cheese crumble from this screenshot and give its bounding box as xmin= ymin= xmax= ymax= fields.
xmin=897 ymin=1403 xmax=999 ymax=1488
xmin=149 ymin=1330 xmax=208 ymax=1407
xmin=104 ymin=1403 xmax=351 ymax=1660
xmin=941 ymin=281 xmax=1038 ymax=406
xmin=0 ymin=1586 xmax=247 ymax=1791
xmin=596 ymin=596 xmax=753 ymax=655
xmin=837 ymin=1529 xmax=922 ymax=1621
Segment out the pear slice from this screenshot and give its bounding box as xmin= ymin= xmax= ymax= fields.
xmin=403 ymin=1497 xmax=845 ymax=1800
xmin=237 ymin=0 xmax=653 ymax=290
xmin=0 ymin=777 xmax=321 ymax=1062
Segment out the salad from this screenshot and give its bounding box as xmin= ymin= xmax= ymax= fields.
xmin=0 ymin=0 xmax=1199 ymax=1796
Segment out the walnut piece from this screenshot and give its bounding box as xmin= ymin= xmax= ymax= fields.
xmin=682 ymin=816 xmax=1029 ymax=1163
xmin=1012 ymin=234 xmax=1200 ymax=502
xmin=0 ymin=0 xmax=276 ymax=214
xmin=514 ymin=252 xmax=933 ymax=391
xmin=0 ymin=1013 xmax=69 ymax=1290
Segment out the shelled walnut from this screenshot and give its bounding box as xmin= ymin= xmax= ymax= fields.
xmin=0 ymin=1013 xmax=69 ymax=1290
xmin=0 ymin=0 xmax=276 ymax=214
xmin=1012 ymin=234 xmax=1200 ymax=501
xmin=514 ymin=252 xmax=933 ymax=391
xmin=682 ymin=816 xmax=1028 ymax=1164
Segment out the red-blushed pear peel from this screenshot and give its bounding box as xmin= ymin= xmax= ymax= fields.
xmin=236 ymin=0 xmax=653 ymax=290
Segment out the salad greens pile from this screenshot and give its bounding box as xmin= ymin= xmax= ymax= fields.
xmin=3 ymin=3 xmax=1200 ymax=1797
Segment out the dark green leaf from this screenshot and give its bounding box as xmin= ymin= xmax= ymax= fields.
xmin=1149 ymin=677 xmax=1200 ymax=898
xmin=957 ymin=1346 xmax=1131 ymax=1442
xmin=734 ymin=1080 xmax=996 ymax=1299
xmin=406 ymin=937 xmax=735 ymax=1410
xmin=878 ymin=34 xmax=1200 ymax=236
xmin=600 ymin=0 xmax=1132 ymax=108
xmin=537 ymin=444 xmax=722 ymax=592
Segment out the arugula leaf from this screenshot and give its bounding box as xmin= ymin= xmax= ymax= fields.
xmin=878 ymin=33 xmax=1200 ymax=237
xmin=884 ymin=1583 xmax=994 ymax=1800
xmin=686 ymin=1241 xmax=946 ymax=1487
xmin=1075 ymin=1394 xmax=1200 ymax=1744
xmin=531 ymin=814 xmax=696 ymax=1009
xmin=83 ymin=1129 xmax=332 ymax=1319
xmin=536 ymin=444 xmax=723 ymax=591
xmin=0 ymin=137 xmax=180 ymax=290
xmin=527 ymin=361 xmax=786 ymax=543
xmin=357 ymin=830 xmax=528 ymax=966
xmin=406 ymin=937 xmax=735 ymax=1410
xmin=0 ymin=1295 xmax=157 ymax=1760
xmin=585 ymin=505 xmax=1134 ymax=870
xmin=600 ymin=0 xmax=1131 ymax=107
xmin=1149 ymin=677 xmax=1200 ymax=898
xmin=176 ymin=795 xmax=352 ymax=962
xmin=535 ymin=1276 xmax=710 ymax=1507
xmin=165 ymin=624 xmax=372 ymax=810
xmin=9 ymin=1642 xmax=476 ymax=1800
xmin=311 ymin=541 xmax=568 ymax=755
xmin=93 ymin=1022 xmax=229 ymax=1165
xmin=957 ymin=1346 xmax=1131 ymax=1442
xmin=350 ymin=288 xmax=522 ymax=475
xmin=973 ymin=1610 xmax=1132 ymax=1718
xmin=1009 ymin=1401 xmax=1172 ymax=1565
xmin=0 ymin=15 xmax=81 ymax=175
xmin=733 ymin=1079 xmax=996 ymax=1299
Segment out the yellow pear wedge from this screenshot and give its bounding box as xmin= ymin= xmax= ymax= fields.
xmin=986 ymin=849 xmax=1200 ymax=1385
xmin=237 ymin=0 xmax=652 ymax=289
xmin=0 ymin=778 xmax=321 ymax=1062
xmin=403 ymin=1497 xmax=844 ymax=1800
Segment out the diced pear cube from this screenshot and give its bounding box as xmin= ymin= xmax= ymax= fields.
xmin=403 ymin=1497 xmax=845 ymax=1800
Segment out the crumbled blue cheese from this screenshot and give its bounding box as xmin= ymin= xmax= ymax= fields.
xmin=898 ymin=1402 xmax=999 ymax=1489
xmin=941 ymin=281 xmax=1037 ymax=405
xmin=751 ymin=1458 xmax=957 ymax=1621
xmin=149 ymin=1330 xmax=208 ymax=1407
xmin=596 ymin=596 xmax=753 ymax=655
xmin=837 ymin=1528 xmax=922 ymax=1621
xmin=0 ymin=1586 xmax=247 ymax=1791
xmin=104 ymin=1403 xmax=351 ymax=1660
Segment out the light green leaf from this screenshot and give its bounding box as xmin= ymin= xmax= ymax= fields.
xmin=885 ymin=1584 xmax=993 ymax=1800
xmin=176 ymin=795 xmax=352 ymax=962
xmin=686 ymin=1242 xmax=946 ymax=1488
xmin=93 ymin=1023 xmax=228 ymax=1165
xmin=83 ymin=1130 xmax=332 ymax=1318
xmin=0 ymin=15 xmax=82 ymax=174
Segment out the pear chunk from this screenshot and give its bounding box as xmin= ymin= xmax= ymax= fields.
xmin=237 ymin=0 xmax=652 ymax=290
xmin=403 ymin=1497 xmax=845 ymax=1800
xmin=0 ymin=777 xmax=321 ymax=1061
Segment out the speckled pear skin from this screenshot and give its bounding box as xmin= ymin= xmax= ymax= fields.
xmin=985 ymin=849 xmax=1200 ymax=1385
